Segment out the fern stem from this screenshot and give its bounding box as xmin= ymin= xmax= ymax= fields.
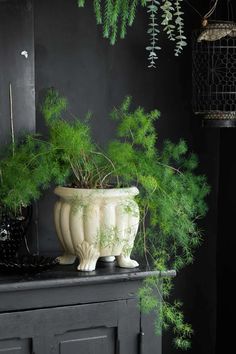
xmin=9 ymin=83 xmax=15 ymax=157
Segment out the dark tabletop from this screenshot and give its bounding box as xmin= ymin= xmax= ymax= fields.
xmin=0 ymin=260 xmax=176 ymax=292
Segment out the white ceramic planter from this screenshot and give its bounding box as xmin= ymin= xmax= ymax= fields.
xmin=54 ymin=186 xmax=140 ymax=271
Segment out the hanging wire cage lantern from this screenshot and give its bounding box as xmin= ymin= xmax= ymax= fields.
xmin=192 ymin=16 xmax=236 ymax=127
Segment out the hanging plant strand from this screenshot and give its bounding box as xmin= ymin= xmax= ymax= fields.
xmin=77 ymin=0 xmax=85 ymax=7
xmin=174 ymin=0 xmax=187 ymax=56
xmin=146 ymin=0 xmax=161 ymax=68
xmin=77 ymin=0 xmax=187 ymax=67
xmin=78 ymin=0 xmax=141 ymax=43
xmin=129 ymin=0 xmax=139 ymax=26
xmin=103 ymin=0 xmax=113 ymax=39
xmin=161 ymin=0 xmax=175 ymax=41
xmin=120 ymin=0 xmax=129 ymax=39
xmin=94 ymin=0 xmax=102 ymax=24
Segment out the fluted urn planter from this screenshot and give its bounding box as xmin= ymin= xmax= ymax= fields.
xmin=54 ymin=186 xmax=140 ymax=271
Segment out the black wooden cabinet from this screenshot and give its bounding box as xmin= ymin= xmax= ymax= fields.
xmin=0 ymin=263 xmax=175 ymax=354
xmin=0 ymin=301 xmax=138 ymax=354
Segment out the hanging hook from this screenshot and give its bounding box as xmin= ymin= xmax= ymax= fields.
xmin=204 ymin=0 xmax=219 ymax=20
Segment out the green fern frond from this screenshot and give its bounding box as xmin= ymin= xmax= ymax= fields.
xmin=128 ymin=0 xmax=138 ymax=26
xmin=93 ymin=0 xmax=102 ymax=24
xmin=120 ymin=0 xmax=130 ymax=39
xmin=77 ymin=0 xmax=86 ymax=7
xmin=103 ymin=0 xmax=114 ymax=38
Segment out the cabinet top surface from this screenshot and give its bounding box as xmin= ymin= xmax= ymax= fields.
xmin=0 ymin=261 xmax=175 ymax=293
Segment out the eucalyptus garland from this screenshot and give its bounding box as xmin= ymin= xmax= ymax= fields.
xmin=146 ymin=0 xmax=161 ymax=68
xmin=77 ymin=0 xmax=186 ymax=67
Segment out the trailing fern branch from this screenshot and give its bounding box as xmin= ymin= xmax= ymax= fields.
xmin=110 ymin=0 xmax=121 ymax=44
xmin=103 ymin=0 xmax=113 ymax=39
xmin=77 ymin=0 xmax=85 ymax=7
xmin=94 ymin=0 xmax=102 ymax=24
xmin=128 ymin=0 xmax=139 ymax=26
xmin=120 ymin=0 xmax=130 ymax=39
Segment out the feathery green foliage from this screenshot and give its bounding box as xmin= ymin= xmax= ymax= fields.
xmin=0 ymin=136 xmax=53 ymax=215
xmin=77 ymin=0 xmax=186 ymax=67
xmin=41 ymin=89 xmax=210 ymax=350
xmin=77 ymin=0 xmax=139 ymax=42
xmin=139 ymin=277 xmax=193 ymax=350
xmin=94 ymin=0 xmax=102 ymax=24
xmin=42 ymin=89 xmax=116 ymax=189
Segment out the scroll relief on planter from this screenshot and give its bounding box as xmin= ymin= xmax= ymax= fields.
xmin=54 ymin=186 xmax=140 ymax=271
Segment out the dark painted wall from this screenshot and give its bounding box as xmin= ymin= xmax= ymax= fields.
xmin=0 ymin=0 xmax=35 ymax=144
xmin=34 ymin=1 xmax=218 ymax=354
xmin=217 ymin=130 xmax=236 ymax=353
xmin=217 ymin=134 xmax=236 ymax=354
xmin=211 ymin=2 xmax=236 ymax=353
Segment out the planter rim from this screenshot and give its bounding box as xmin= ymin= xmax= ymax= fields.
xmin=54 ymin=186 xmax=139 ymax=199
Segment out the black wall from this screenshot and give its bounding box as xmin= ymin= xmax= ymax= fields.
xmin=0 ymin=0 xmax=35 ymax=144
xmin=217 ymin=130 xmax=236 ymax=353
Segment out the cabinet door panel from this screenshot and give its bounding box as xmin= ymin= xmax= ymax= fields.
xmin=0 ymin=299 xmax=140 ymax=354
xmin=58 ymin=328 xmax=115 ymax=354
xmin=0 ymin=338 xmax=31 ymax=354
xmin=0 ymin=302 xmax=118 ymax=338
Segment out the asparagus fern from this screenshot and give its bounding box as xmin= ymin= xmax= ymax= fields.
xmin=40 ymin=90 xmax=209 ymax=350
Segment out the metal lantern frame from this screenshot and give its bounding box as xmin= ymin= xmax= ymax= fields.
xmin=192 ymin=21 xmax=236 ymax=127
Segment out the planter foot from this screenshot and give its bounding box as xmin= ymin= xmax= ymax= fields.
xmin=57 ymin=254 xmax=76 ymax=265
xmin=76 ymin=241 xmax=100 ymax=272
xmin=116 ymin=255 xmax=139 ymax=269
xmin=77 ymin=259 xmax=98 ymax=271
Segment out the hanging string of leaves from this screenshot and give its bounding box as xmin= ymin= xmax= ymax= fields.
xmin=77 ymin=0 xmax=186 ymax=67
xmin=146 ymin=0 xmax=161 ymax=68
xmin=173 ymin=0 xmax=187 ymax=56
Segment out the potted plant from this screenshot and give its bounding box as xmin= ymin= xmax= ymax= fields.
xmin=41 ymin=89 xmax=209 ymax=349
xmin=42 ymin=90 xmax=140 ymax=271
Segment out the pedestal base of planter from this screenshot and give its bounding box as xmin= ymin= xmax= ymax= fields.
xmin=57 ymin=252 xmax=139 ymax=272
